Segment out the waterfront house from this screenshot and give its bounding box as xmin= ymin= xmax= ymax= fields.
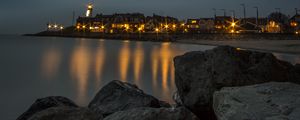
xmin=185 ymin=18 xmax=215 ymax=33
xmin=289 ymin=14 xmax=300 ymax=33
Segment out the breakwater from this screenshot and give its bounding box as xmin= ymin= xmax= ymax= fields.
xmin=26 ymin=31 xmax=300 ymax=41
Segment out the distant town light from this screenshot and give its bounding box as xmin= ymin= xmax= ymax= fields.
xmin=291 ymin=22 xmax=298 ymax=27
xmin=76 ymin=26 xmax=80 ymax=29
xmin=231 ymin=22 xmax=236 ymax=27
xmin=172 ymin=24 xmax=176 ymax=28
xmin=82 ymin=25 xmax=86 ymax=29
xmin=165 ymin=24 xmax=169 ymax=29
xmin=181 ymin=23 xmax=185 ymax=26
xmin=60 ymin=26 xmax=64 ymax=30
xmin=191 ymin=20 xmax=197 ymax=24
xmin=296 ymin=31 xmax=299 ymax=34
xmin=155 ymin=28 xmax=159 ymax=32
xmin=54 ymin=25 xmax=58 ymax=28
xmin=48 ymin=25 xmax=52 ymax=28
xmin=101 ymin=26 xmax=105 ymax=29
xmin=138 ymin=28 xmax=142 ymax=31
xmin=230 ymin=29 xmax=235 ymax=33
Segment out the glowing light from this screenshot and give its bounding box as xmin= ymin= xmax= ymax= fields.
xmin=119 ymin=42 xmax=130 ymax=81
xmin=41 ymin=47 xmax=61 ymax=79
xmin=191 ymin=20 xmax=197 ymax=24
xmin=86 ymin=10 xmax=91 ymax=17
xmin=101 ymin=26 xmax=105 ymax=29
xmin=160 ymin=43 xmax=171 ymax=91
xmin=231 ymin=22 xmax=236 ymax=27
xmin=70 ymin=41 xmax=91 ymax=105
xmin=54 ymin=25 xmax=58 ymax=28
xmin=82 ymin=25 xmax=86 ymax=29
xmin=155 ymin=28 xmax=159 ymax=32
xmin=60 ymin=26 xmax=64 ymax=30
xmin=138 ymin=28 xmax=142 ymax=31
xmin=76 ymin=26 xmax=80 ymax=29
xmin=291 ymin=22 xmax=298 ymax=27
xmin=95 ymin=41 xmax=105 ymax=86
xmin=172 ymin=24 xmax=176 ymax=28
xmin=236 ymin=48 xmax=241 ymax=51
xmin=48 ymin=25 xmax=52 ymax=28
xmin=181 ymin=23 xmax=185 ymax=26
xmin=165 ymin=24 xmax=169 ymax=29
xmin=296 ymin=31 xmax=299 ymax=34
xmin=230 ymin=29 xmax=235 ymax=33
xmin=133 ymin=42 xmax=144 ymax=85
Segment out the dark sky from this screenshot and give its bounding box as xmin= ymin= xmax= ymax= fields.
xmin=0 ymin=0 xmax=299 ymax=34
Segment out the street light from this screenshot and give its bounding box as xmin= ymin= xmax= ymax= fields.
xmin=253 ymin=6 xmax=259 ymax=26
xmin=230 ymin=10 xmax=236 ymax=19
xmin=220 ymin=9 xmax=226 ymax=17
xmin=275 ymin=8 xmax=281 ymax=13
xmin=240 ymin=4 xmax=246 ymax=24
xmin=212 ymin=8 xmax=217 ymax=18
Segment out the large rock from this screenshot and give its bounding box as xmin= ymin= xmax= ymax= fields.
xmin=104 ymin=107 xmax=199 ymax=120
xmin=296 ymin=64 xmax=300 ymax=74
xmin=28 ymin=107 xmax=102 ymax=120
xmin=174 ymin=46 xmax=300 ymax=119
xmin=213 ymin=82 xmax=300 ymax=120
xmin=88 ymin=80 xmax=160 ymax=116
xmin=17 ymin=96 xmax=78 ymax=120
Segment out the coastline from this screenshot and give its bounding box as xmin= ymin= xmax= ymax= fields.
xmin=24 ymin=32 xmax=300 ymax=55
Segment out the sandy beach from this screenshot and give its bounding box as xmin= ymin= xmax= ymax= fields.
xmin=177 ymin=39 xmax=300 ymax=55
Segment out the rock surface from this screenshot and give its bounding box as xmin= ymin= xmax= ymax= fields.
xmin=88 ymin=80 xmax=160 ymax=116
xmin=213 ymin=82 xmax=300 ymax=120
xmin=104 ymin=107 xmax=199 ymax=120
xmin=28 ymin=107 xmax=102 ymax=120
xmin=17 ymin=96 xmax=78 ymax=120
xmin=174 ymin=46 xmax=300 ymax=119
xmin=296 ymin=64 xmax=300 ymax=74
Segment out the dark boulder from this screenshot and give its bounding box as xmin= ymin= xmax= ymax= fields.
xmin=174 ymin=46 xmax=300 ymax=119
xmin=104 ymin=107 xmax=199 ymax=120
xmin=213 ymin=82 xmax=300 ymax=120
xmin=28 ymin=107 xmax=103 ymax=120
xmin=88 ymin=80 xmax=160 ymax=116
xmin=159 ymin=101 xmax=172 ymax=108
xmin=17 ymin=96 xmax=78 ymax=120
xmin=295 ymin=64 xmax=300 ymax=74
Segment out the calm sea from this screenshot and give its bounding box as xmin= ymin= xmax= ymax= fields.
xmin=0 ymin=35 xmax=299 ymax=120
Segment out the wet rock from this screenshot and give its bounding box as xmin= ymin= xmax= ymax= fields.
xmin=213 ymin=82 xmax=300 ymax=120
xmin=295 ymin=64 xmax=300 ymax=74
xmin=104 ymin=107 xmax=199 ymax=120
xmin=88 ymin=80 xmax=160 ymax=116
xmin=174 ymin=46 xmax=300 ymax=119
xmin=17 ymin=96 xmax=78 ymax=120
xmin=159 ymin=101 xmax=172 ymax=108
xmin=28 ymin=107 xmax=102 ymax=120
xmin=172 ymin=91 xmax=183 ymax=106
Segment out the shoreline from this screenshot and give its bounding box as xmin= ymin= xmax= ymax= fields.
xmin=24 ymin=32 xmax=300 ymax=55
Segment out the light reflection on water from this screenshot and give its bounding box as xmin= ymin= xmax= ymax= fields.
xmin=0 ymin=36 xmax=299 ymax=120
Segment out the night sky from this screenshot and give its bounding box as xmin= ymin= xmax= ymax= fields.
xmin=0 ymin=0 xmax=299 ymax=34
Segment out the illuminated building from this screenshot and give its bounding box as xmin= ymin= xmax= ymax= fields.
xmin=186 ymin=18 xmax=215 ymax=33
xmin=289 ymin=14 xmax=300 ymax=33
xmin=47 ymin=23 xmax=64 ymax=31
xmin=86 ymin=3 xmax=93 ymax=17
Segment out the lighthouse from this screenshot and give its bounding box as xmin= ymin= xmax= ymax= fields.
xmin=86 ymin=3 xmax=93 ymax=17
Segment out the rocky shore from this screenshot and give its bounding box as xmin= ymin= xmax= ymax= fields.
xmin=17 ymin=46 xmax=300 ymax=120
